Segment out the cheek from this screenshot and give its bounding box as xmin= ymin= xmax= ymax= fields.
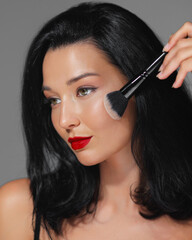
xmin=81 ymin=95 xmax=136 ymax=143
xmin=80 ymin=96 xmax=116 ymax=131
xmin=78 ymin=98 xmax=136 ymax=166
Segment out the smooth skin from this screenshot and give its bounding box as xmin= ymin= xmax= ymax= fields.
xmin=0 ymin=22 xmax=192 ymax=240
xmin=42 ymin=44 xmax=137 ymax=168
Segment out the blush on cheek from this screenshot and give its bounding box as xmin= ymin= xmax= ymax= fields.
xmin=82 ymin=97 xmax=113 ymax=130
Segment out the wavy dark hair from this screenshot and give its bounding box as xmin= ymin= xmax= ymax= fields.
xmin=21 ymin=2 xmax=192 ymax=239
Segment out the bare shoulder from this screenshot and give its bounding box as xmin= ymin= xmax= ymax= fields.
xmin=0 ymin=177 xmax=31 ymax=195
xmin=0 ymin=178 xmax=34 ymax=240
xmin=0 ymin=178 xmax=32 ymax=211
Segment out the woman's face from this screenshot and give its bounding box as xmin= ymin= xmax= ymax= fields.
xmin=42 ymin=43 xmax=136 ymax=166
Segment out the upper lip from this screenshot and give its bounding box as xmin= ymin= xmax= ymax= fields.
xmin=68 ymin=136 xmax=92 ymax=143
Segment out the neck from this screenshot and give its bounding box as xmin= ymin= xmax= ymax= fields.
xmin=98 ymin=146 xmax=140 ymax=212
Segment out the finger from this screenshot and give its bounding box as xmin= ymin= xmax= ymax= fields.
xmin=162 ymin=38 xmax=192 ymax=68
xmin=163 ymin=22 xmax=192 ymax=52
xmin=172 ymin=58 xmax=192 ymax=88
xmin=157 ymin=46 xmax=192 ymax=79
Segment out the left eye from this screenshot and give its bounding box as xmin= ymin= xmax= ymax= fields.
xmin=77 ymin=87 xmax=97 ymax=97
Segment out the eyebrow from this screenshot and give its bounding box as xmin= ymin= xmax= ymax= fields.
xmin=42 ymin=72 xmax=100 ymax=91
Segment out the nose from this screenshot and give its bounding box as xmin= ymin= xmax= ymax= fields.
xmin=59 ymin=101 xmax=80 ymax=130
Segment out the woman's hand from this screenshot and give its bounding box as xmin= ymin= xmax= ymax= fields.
xmin=157 ymin=22 xmax=192 ymax=88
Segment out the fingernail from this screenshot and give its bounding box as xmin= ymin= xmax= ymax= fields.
xmin=156 ymin=71 xmax=163 ymax=79
xmin=163 ymin=43 xmax=170 ymax=52
xmin=172 ymin=82 xmax=177 ymax=88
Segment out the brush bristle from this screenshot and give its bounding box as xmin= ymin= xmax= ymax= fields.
xmin=104 ymin=91 xmax=128 ymax=120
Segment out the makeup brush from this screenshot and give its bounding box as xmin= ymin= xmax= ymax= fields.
xmin=104 ymin=51 xmax=167 ymax=120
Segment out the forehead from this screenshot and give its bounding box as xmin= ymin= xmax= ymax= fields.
xmin=42 ymin=42 xmax=127 ymax=87
xmin=43 ymin=43 xmax=110 ymax=71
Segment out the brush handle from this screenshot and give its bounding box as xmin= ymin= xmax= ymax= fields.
xmin=120 ymin=52 xmax=167 ymax=99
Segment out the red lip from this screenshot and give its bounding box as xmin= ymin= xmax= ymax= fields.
xmin=68 ymin=136 xmax=92 ymax=150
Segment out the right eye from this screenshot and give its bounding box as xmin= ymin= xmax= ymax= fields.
xmin=47 ymin=98 xmax=61 ymax=107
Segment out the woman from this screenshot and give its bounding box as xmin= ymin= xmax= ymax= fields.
xmin=0 ymin=2 xmax=192 ymax=240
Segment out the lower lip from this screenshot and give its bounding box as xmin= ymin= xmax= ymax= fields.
xmin=70 ymin=137 xmax=92 ymax=150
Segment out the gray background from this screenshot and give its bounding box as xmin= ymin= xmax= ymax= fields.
xmin=1 ymin=0 xmax=192 ymax=186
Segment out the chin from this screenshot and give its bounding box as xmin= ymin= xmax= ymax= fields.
xmin=77 ymin=157 xmax=102 ymax=166
xmin=74 ymin=151 xmax=104 ymax=166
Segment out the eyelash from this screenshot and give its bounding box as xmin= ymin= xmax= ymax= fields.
xmin=76 ymin=87 xmax=97 ymax=97
xmin=46 ymin=98 xmax=61 ymax=107
xmin=44 ymin=87 xmax=97 ymax=107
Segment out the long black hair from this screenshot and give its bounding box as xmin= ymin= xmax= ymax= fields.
xmin=21 ymin=2 xmax=192 ymax=239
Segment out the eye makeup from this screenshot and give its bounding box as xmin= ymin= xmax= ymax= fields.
xmin=44 ymin=97 xmax=61 ymax=108
xmin=76 ymin=87 xmax=98 ymax=97
xmin=43 ymin=85 xmax=98 ymax=108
